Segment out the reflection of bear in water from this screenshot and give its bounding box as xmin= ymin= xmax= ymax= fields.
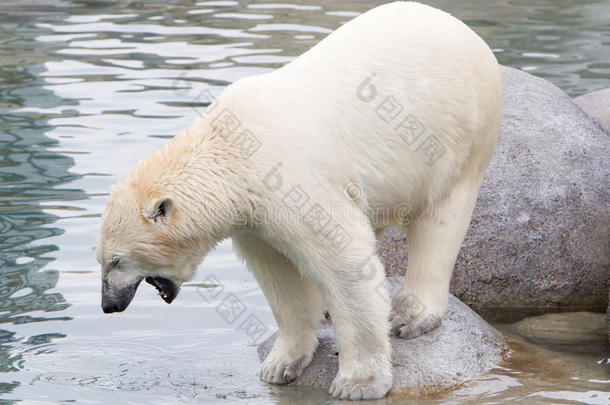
xmin=97 ymin=2 xmax=502 ymax=400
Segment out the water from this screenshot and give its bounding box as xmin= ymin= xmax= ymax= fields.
xmin=0 ymin=0 xmax=609 ymax=403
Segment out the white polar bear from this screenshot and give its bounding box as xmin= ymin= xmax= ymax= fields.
xmin=97 ymin=1 xmax=501 ymax=400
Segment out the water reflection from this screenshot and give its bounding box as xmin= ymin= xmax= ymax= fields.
xmin=0 ymin=58 xmax=85 ymax=397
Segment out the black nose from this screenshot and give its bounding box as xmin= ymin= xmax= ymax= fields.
xmin=101 ymin=277 xmax=143 ymax=314
xmin=102 ymin=301 xmax=122 ymax=313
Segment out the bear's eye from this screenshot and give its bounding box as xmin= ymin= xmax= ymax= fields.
xmin=110 ymin=257 xmax=121 ymax=269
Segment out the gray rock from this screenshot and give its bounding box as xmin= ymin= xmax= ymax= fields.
xmin=574 ymin=88 xmax=610 ymax=129
xmin=258 ymin=277 xmax=508 ymax=397
xmin=379 ymin=66 xmax=610 ymax=316
xmin=607 ymin=289 xmax=610 ymax=344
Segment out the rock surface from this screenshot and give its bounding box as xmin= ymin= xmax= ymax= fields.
xmin=379 ymin=66 xmax=610 ymax=314
xmin=574 ymin=88 xmax=610 ymax=129
xmin=258 ymin=277 xmax=508 ymax=397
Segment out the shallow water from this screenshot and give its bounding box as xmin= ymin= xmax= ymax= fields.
xmin=0 ymin=0 xmax=609 ymax=403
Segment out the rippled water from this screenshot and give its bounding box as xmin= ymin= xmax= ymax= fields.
xmin=0 ymin=0 xmax=609 ymax=403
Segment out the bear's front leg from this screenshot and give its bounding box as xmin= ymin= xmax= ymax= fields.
xmin=296 ymin=225 xmax=393 ymax=400
xmin=327 ymin=257 xmax=392 ymax=400
xmin=232 ymin=232 xmax=323 ymax=384
xmin=260 ymin=329 xmax=319 ymax=384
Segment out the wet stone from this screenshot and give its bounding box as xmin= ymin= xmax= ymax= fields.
xmin=258 ymin=277 xmax=508 ymax=397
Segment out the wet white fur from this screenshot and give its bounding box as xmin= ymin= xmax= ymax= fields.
xmin=98 ymin=2 xmax=501 ymax=400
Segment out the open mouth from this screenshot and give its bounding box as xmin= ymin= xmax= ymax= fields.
xmin=145 ymin=276 xmax=178 ymax=304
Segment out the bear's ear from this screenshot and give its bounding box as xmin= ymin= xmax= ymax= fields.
xmin=146 ymin=197 xmax=173 ymax=224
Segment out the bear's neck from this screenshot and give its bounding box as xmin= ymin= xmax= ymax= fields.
xmin=168 ymin=120 xmax=253 ymax=245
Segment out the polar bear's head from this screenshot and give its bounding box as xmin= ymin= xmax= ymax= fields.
xmin=96 ymin=166 xmax=208 ymax=313
xmin=96 ymin=123 xmax=245 ymax=313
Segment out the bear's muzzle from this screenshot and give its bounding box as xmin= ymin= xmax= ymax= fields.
xmin=101 ymin=276 xmax=143 ymax=313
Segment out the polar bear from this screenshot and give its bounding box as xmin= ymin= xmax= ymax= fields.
xmin=97 ymin=1 xmax=501 ymax=400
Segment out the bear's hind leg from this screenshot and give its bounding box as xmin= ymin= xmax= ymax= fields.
xmin=390 ymin=168 xmax=485 ymax=339
xmin=232 ymin=232 xmax=323 ymax=384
